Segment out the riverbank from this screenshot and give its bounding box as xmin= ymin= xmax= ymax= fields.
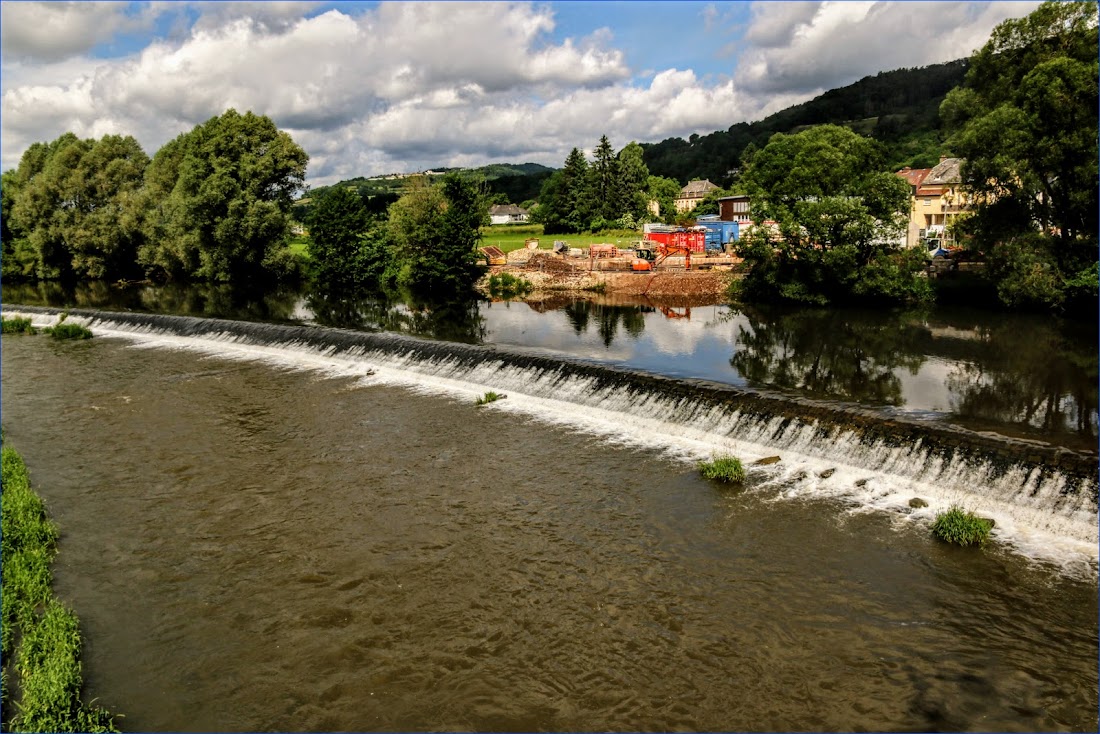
xmin=0 ymin=441 xmax=118 ymax=733
xmin=481 ymin=248 xmax=738 ymax=299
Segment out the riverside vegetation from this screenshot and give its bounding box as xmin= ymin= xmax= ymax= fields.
xmin=1 ymin=442 xmax=119 ymax=732
xmin=931 ymin=507 xmax=995 ymax=547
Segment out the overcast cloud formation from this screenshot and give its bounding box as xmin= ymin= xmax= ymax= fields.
xmin=1 ymin=1 xmax=1039 ymax=186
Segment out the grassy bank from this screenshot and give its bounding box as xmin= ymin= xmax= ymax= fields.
xmin=1 ymin=442 xmax=119 ymax=732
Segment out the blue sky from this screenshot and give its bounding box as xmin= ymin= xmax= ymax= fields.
xmin=1 ymin=1 xmax=1038 ymax=185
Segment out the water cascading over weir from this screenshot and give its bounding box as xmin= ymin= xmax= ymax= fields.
xmin=6 ymin=306 xmax=1098 ymax=557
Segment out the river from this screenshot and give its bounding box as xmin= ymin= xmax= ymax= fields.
xmin=1 ymin=285 xmax=1097 ymax=731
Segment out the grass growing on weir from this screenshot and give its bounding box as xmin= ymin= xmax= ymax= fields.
xmin=931 ymin=506 xmax=993 ymax=547
xmin=1 ymin=317 xmax=37 ymax=335
xmin=44 ymin=323 xmax=93 ymax=340
xmin=475 ymin=391 xmax=505 ymax=406
xmin=698 ymin=456 xmax=746 ymax=484
xmin=1 ymin=443 xmax=119 ymax=732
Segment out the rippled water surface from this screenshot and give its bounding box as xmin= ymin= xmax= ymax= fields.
xmin=2 ymin=333 xmax=1096 ymax=732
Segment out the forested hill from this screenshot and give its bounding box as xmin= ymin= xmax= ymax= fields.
xmin=304 ymin=162 xmax=554 ymax=203
xmin=641 ymin=58 xmax=969 ymax=186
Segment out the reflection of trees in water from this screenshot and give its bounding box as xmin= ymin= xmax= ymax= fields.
xmin=944 ymin=321 xmax=1098 ymax=443
xmin=731 ymin=305 xmax=1098 ymax=445
xmin=306 ymin=286 xmax=487 ymax=344
xmin=2 ymin=281 xmax=303 ymax=322
xmin=560 ymin=299 xmax=651 ymax=347
xmin=731 ymin=307 xmax=929 ymax=405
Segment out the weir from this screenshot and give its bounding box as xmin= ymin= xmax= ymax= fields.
xmin=5 ymin=305 xmax=1098 ymax=556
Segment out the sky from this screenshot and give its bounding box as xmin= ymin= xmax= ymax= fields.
xmin=0 ymin=1 xmax=1041 ymax=187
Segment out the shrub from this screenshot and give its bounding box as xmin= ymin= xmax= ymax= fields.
xmin=475 ymin=391 xmax=504 ymax=406
xmin=488 ymin=272 xmax=533 ymax=297
xmin=698 ymin=455 xmax=746 ymax=484
xmin=1 ymin=317 xmax=37 ymax=335
xmin=930 ymin=506 xmax=993 ymax=547
xmin=44 ymin=323 xmax=93 ymax=340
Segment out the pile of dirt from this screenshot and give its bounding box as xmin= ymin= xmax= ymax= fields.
xmin=525 ymin=252 xmax=579 ymax=274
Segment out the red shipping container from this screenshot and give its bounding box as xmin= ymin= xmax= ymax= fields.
xmin=644 ymin=230 xmax=705 ymax=252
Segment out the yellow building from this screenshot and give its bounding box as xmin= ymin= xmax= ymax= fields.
xmin=896 ymin=157 xmax=969 ymax=250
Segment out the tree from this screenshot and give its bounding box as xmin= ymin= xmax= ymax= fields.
xmin=307 ymin=186 xmax=388 ymax=290
xmin=6 ymin=133 xmax=149 ymax=280
xmin=532 ymin=147 xmax=591 ymax=234
xmin=940 ymin=1 xmax=1098 ymax=309
xmin=589 ymin=135 xmax=619 ymax=224
xmin=646 ymin=175 xmax=681 ymax=223
xmin=387 ymin=174 xmax=487 ymax=292
xmin=138 ymin=109 xmax=308 ymax=282
xmin=737 ymin=125 xmax=926 ymax=305
xmin=616 ymin=142 xmax=650 ymax=224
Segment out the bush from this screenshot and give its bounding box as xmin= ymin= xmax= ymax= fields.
xmin=475 ymin=391 xmax=505 ymax=406
xmin=930 ymin=506 xmax=993 ymax=547
xmin=488 ymin=272 xmax=533 ymax=297
xmin=1 ymin=316 xmax=37 ymax=335
xmin=44 ymin=323 xmax=93 ymax=340
xmin=698 ymin=456 xmax=746 ymax=484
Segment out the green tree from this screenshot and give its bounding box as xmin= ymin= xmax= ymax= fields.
xmin=940 ymin=1 xmax=1098 ymax=310
xmin=562 ymin=147 xmax=592 ymax=232
xmin=138 ymin=109 xmax=308 ymax=282
xmin=616 ymin=142 xmax=650 ymax=224
xmin=646 ymin=175 xmax=681 ymax=223
xmin=738 ymin=125 xmax=926 ymax=305
xmin=533 ymin=147 xmax=592 ymax=234
xmin=307 ymin=186 xmax=389 ymax=290
xmin=6 ymin=133 xmax=149 ymax=280
xmin=387 ymin=174 xmax=487 ymax=292
xmin=589 ymin=135 xmax=620 ymax=224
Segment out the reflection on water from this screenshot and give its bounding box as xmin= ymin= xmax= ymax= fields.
xmin=3 ymin=281 xmax=1096 ymax=450
xmin=732 ymin=306 xmax=929 ymax=406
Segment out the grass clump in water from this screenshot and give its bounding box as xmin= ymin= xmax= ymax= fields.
xmin=931 ymin=506 xmax=993 ymax=547
xmin=698 ymin=455 xmax=746 ymax=484
xmin=1 ymin=445 xmax=119 ymax=732
xmin=1 ymin=317 xmax=37 ymax=335
xmin=475 ymin=391 xmax=505 ymax=406
xmin=44 ymin=323 xmax=93 ymax=340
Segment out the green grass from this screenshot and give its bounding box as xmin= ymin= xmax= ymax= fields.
xmin=43 ymin=323 xmax=93 ymax=340
xmin=698 ymin=456 xmax=746 ymax=484
xmin=475 ymin=391 xmax=505 ymax=406
xmin=479 ymin=224 xmax=645 ymax=253
xmin=930 ymin=506 xmax=994 ymax=547
xmin=1 ymin=317 xmax=37 ymax=335
xmin=287 ymin=234 xmax=310 ymax=257
xmin=1 ymin=445 xmax=119 ymax=732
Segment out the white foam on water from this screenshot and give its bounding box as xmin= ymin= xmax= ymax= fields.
xmin=8 ymin=310 xmax=1098 ymax=579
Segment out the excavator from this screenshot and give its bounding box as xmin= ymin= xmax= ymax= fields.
xmin=631 ymin=242 xmax=693 ymax=272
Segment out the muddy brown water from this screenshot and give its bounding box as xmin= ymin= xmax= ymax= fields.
xmin=1 ymin=334 xmax=1097 ymax=732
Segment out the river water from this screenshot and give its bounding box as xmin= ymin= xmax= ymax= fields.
xmin=1 ymin=301 xmax=1097 ymax=732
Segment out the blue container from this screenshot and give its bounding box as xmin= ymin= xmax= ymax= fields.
xmin=697 ymin=220 xmax=739 ymax=251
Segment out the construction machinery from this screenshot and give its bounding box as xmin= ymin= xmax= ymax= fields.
xmin=631 ymin=242 xmax=693 ymax=272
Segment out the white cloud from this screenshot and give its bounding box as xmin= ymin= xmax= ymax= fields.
xmin=0 ymin=1 xmax=1043 ymax=185
xmin=0 ymin=1 xmax=156 ymax=62
xmin=735 ymin=1 xmax=1042 ymax=95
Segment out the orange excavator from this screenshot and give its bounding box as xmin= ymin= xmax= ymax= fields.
xmin=631 ymin=242 xmax=693 ymax=272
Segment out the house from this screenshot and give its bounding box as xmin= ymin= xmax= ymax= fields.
xmin=674 ymin=179 xmax=720 ymax=213
xmin=716 ymin=194 xmax=752 ymax=225
xmin=488 ymin=204 xmax=529 ymax=225
xmin=896 ymin=157 xmax=968 ymax=250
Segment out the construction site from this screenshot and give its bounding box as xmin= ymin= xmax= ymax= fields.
xmin=479 ymin=224 xmax=743 ymax=299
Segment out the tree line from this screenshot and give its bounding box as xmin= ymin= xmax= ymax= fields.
xmin=2 ymin=109 xmax=490 ymax=294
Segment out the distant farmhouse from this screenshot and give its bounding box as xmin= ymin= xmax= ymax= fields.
xmin=489 ymin=204 xmax=530 ymax=225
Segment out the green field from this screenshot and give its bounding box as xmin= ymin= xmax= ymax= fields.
xmin=285 ymin=226 xmax=646 ymax=258
xmin=479 ymin=224 xmax=645 ymax=253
